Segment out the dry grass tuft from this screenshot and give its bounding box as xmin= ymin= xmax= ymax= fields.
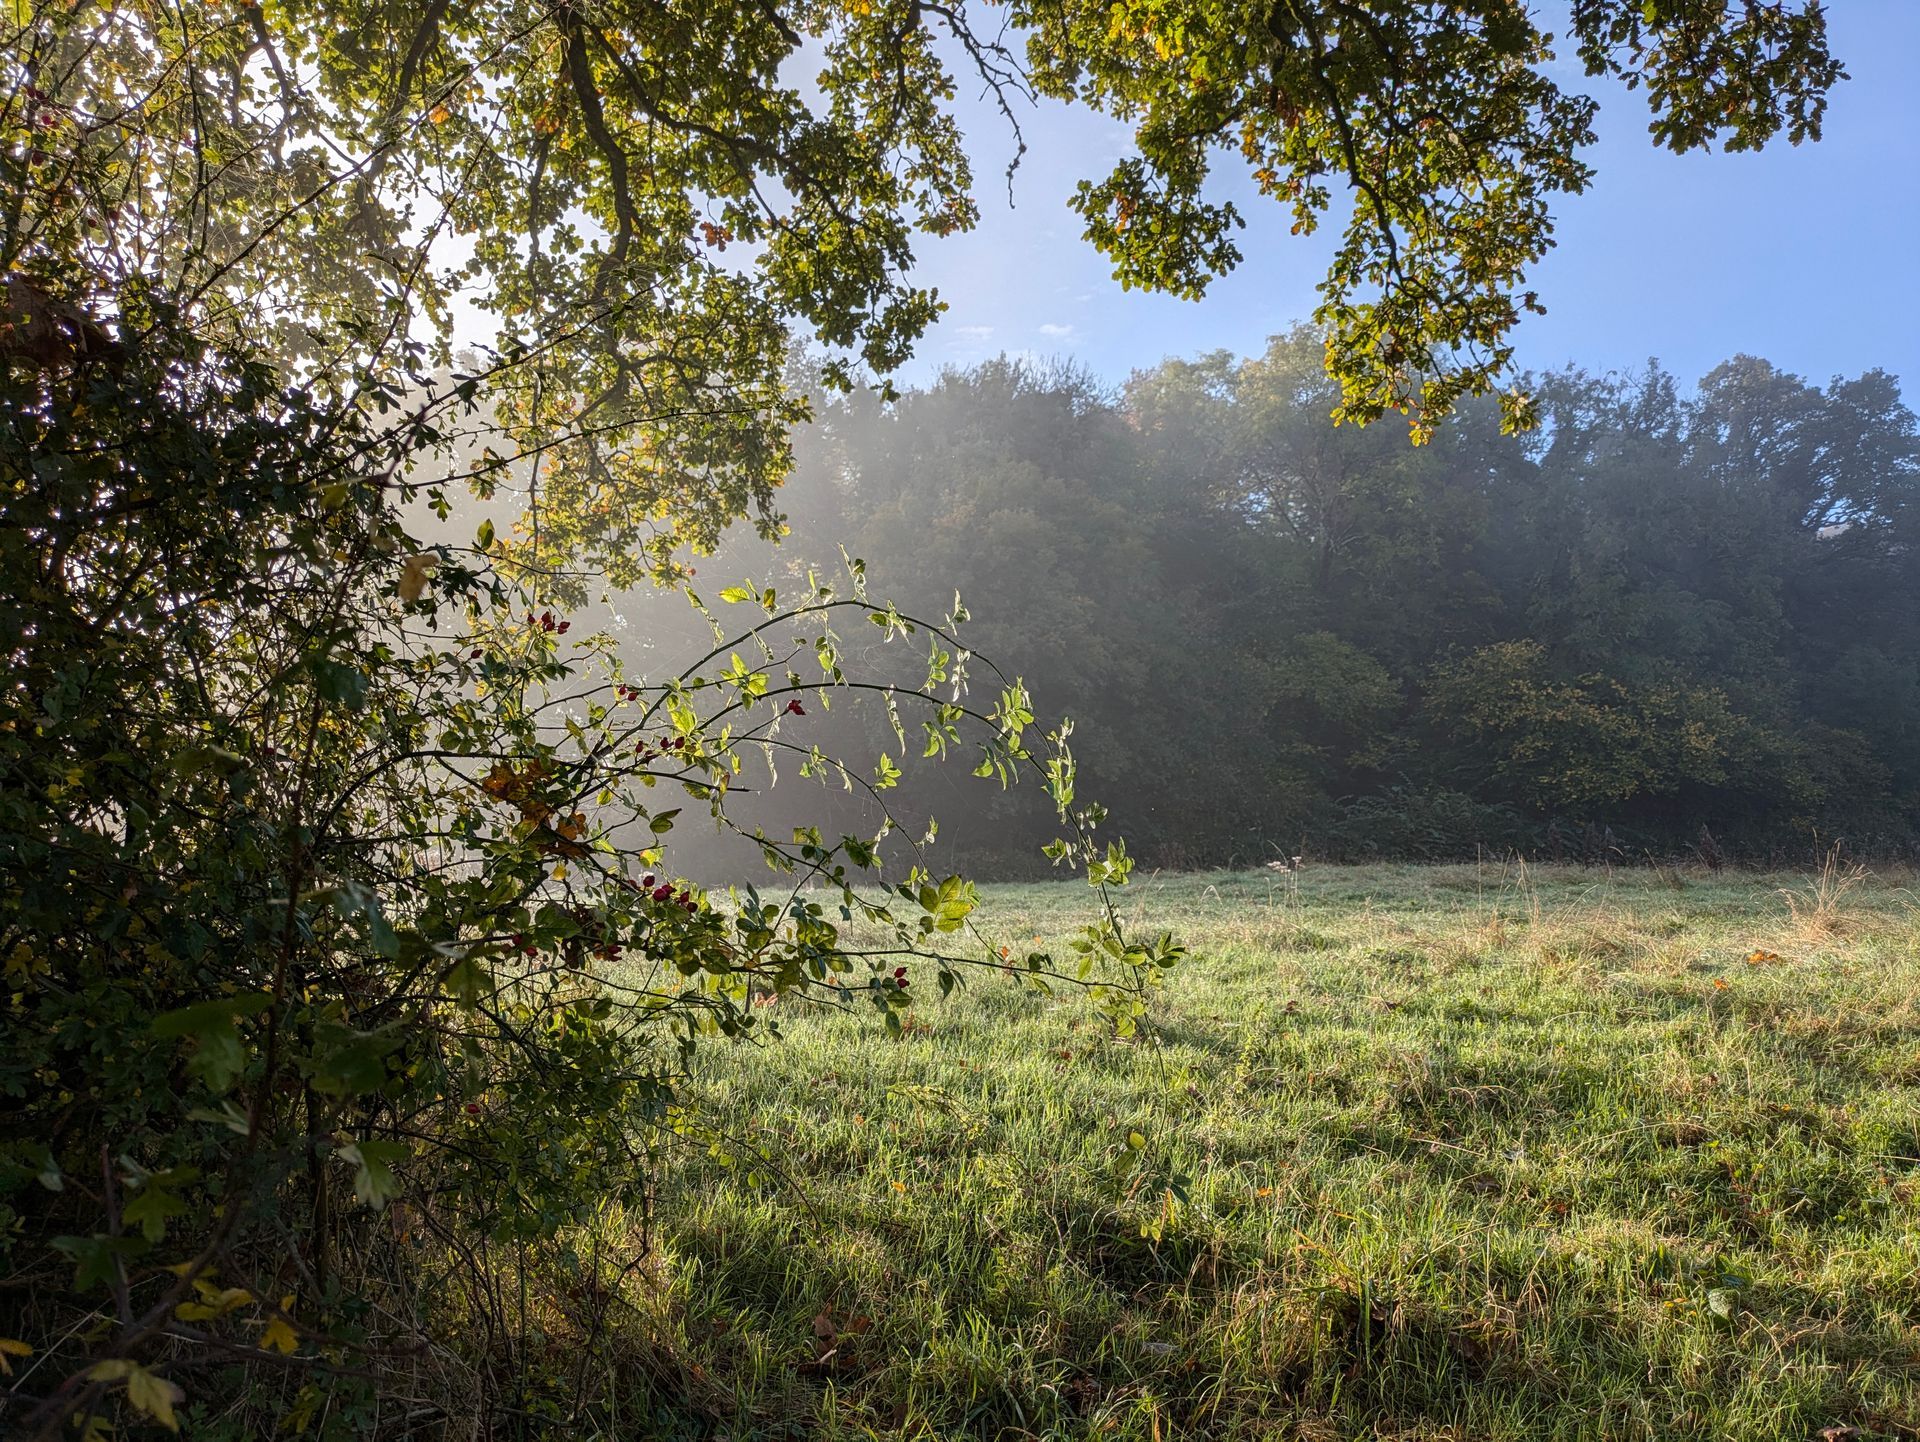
xmin=1779 ymin=843 xmax=1871 ymax=941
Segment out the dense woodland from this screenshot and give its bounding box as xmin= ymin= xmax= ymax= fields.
xmin=627 ymin=330 xmax=1920 ymax=875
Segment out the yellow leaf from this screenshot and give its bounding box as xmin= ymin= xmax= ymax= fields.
xmin=282 ymin=1383 xmax=323 ymax=1434
xmin=260 ymin=1297 xmax=299 ymax=1356
xmin=0 ymin=1337 xmax=30 ymax=1375
xmin=125 ymin=1363 xmax=183 ymax=1432
xmin=175 ymin=1285 xmax=251 ymax=1322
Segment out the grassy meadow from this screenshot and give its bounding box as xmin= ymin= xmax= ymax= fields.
xmin=599 ymin=863 xmax=1920 ymax=1441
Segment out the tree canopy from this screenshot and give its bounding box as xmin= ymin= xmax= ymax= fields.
xmin=10 ymin=0 xmax=1845 ymax=571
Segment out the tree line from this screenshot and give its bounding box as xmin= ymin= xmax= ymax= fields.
xmin=635 ymin=330 xmax=1919 ymax=875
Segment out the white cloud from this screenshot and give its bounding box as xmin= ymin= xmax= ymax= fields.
xmin=1037 ymin=322 xmax=1076 ymax=339
xmin=953 ymin=324 xmax=995 ymax=341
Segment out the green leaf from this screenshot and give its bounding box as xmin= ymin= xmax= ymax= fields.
xmin=337 ymin=1138 xmax=408 ymax=1210
xmin=54 ymin=1233 xmax=149 ymax=1292
xmin=123 ymin=1182 xmax=189 ymax=1243
xmin=316 ymin=880 xmax=401 ymax=958
xmin=153 ymin=993 xmax=272 ymax=1093
xmin=308 ymin=1021 xmax=407 ymax=1097
xmin=442 ymin=953 xmax=493 ymax=1008
xmin=151 ymin=992 xmax=273 ymax=1038
xmin=309 ymin=655 xmax=368 ymax=709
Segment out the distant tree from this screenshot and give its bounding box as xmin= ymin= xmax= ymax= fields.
xmin=789 ymin=345 xmax=1920 ymax=867
xmin=1421 ymin=639 xmax=1791 ymax=813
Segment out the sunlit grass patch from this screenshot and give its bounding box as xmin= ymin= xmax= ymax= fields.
xmin=604 ymin=864 xmax=1920 ymax=1440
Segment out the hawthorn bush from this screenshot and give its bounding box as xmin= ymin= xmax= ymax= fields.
xmin=0 ymin=306 xmax=1173 ymax=1436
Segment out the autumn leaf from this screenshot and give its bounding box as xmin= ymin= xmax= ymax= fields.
xmin=91 ymin=1360 xmax=183 ymax=1431
xmin=479 ymin=760 xmax=556 ymax=824
xmin=397 ymin=552 xmax=438 ymax=604
xmin=127 ymin=1364 xmax=184 ymax=1431
xmin=260 ymin=1296 xmax=299 ymax=1355
xmin=174 ymin=1280 xmax=253 ymax=1321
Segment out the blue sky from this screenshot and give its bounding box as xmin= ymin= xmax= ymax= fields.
xmin=898 ymin=1 xmax=1920 ymax=398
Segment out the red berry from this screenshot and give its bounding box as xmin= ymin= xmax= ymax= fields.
xmin=464 ymin=1103 xmax=481 ymax=1115
xmin=641 ymin=872 xmax=656 ymax=888
xmin=784 ymin=698 xmax=806 ymax=716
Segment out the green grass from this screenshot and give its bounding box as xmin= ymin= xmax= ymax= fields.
xmin=602 ymin=864 xmax=1920 ymax=1440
